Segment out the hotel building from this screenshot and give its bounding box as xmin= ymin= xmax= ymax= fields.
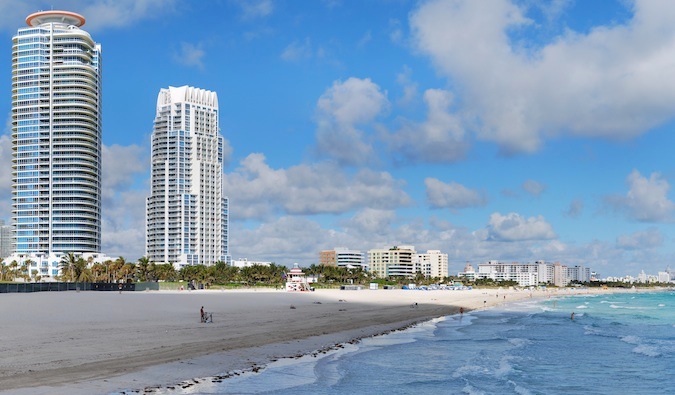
xmin=367 ymin=246 xmax=448 ymax=279
xmin=146 ymin=86 xmax=229 ymax=269
xmin=11 ymin=11 xmax=102 ymax=258
xmin=319 ymin=247 xmax=367 ymax=270
xmin=458 ymin=260 xmax=588 ymax=287
xmin=416 ymin=250 xmax=448 ymax=279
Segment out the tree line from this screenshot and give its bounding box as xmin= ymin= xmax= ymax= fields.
xmin=1 ymin=254 xmax=470 ymax=287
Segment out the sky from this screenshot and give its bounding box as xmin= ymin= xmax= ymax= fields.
xmin=1 ymin=0 xmax=674 ymax=278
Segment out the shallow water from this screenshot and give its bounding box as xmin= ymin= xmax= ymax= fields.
xmin=146 ymin=290 xmax=675 ymax=395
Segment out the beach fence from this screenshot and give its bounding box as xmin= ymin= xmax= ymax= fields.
xmin=0 ymin=282 xmax=160 ymax=293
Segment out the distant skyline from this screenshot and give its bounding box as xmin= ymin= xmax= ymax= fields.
xmin=1 ymin=0 xmax=675 ymax=277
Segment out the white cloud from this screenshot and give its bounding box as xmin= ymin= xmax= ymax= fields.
xmin=315 ymin=77 xmax=389 ymax=165
xmin=410 ymin=0 xmax=675 ymax=153
xmin=236 ymin=0 xmax=274 ymax=19
xmin=173 ymin=42 xmax=206 ymax=69
xmin=395 ymin=66 xmax=418 ymax=106
xmin=606 ymin=169 xmax=675 ymax=222
xmin=385 ymin=88 xmax=468 ymax=163
xmin=101 ymin=144 xmax=149 ymax=258
xmin=281 ymin=38 xmax=313 ymax=62
xmin=616 ymin=228 xmax=664 ymax=250
xmin=223 ymin=153 xmax=411 ymax=220
xmin=486 ymin=212 xmax=556 ymax=241
xmin=522 ymin=179 xmax=546 ymax=197
xmin=425 ymin=178 xmax=487 ymax=210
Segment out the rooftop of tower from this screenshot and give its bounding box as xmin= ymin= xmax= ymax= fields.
xmin=26 ymin=10 xmax=85 ymax=27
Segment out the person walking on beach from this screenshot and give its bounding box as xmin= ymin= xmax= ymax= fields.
xmin=200 ymin=306 xmax=205 ymax=323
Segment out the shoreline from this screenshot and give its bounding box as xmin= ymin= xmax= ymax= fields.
xmin=0 ymin=287 xmax=624 ymax=394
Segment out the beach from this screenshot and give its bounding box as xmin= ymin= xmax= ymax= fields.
xmin=0 ymin=287 xmax=595 ymax=394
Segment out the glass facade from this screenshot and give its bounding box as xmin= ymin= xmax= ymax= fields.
xmin=11 ymin=11 xmax=102 ymax=254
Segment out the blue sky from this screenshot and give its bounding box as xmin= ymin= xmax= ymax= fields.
xmin=1 ymin=0 xmax=674 ymax=277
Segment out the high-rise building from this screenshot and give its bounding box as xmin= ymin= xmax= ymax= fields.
xmin=11 ymin=11 xmax=102 ymax=255
xmin=146 ymin=86 xmax=229 ymax=268
xmin=0 ymin=220 xmax=12 ymax=258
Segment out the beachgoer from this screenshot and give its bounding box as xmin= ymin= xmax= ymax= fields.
xmin=200 ymin=306 xmax=205 ymax=323
xmin=118 ymin=283 xmax=122 ymax=294
xmin=571 ymin=312 xmax=575 ymax=320
xmin=459 ymin=307 xmax=464 ymax=315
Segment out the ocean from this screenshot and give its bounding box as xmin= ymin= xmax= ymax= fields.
xmin=150 ymin=290 xmax=674 ymax=394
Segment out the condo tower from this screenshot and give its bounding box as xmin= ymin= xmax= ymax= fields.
xmin=146 ymin=86 xmax=229 ymax=268
xmin=12 ymin=11 xmax=102 ymax=254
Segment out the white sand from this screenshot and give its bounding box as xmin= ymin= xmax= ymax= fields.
xmin=0 ymin=287 xmax=596 ymax=394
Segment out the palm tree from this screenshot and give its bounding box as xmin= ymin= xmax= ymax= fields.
xmin=73 ymin=258 xmax=92 ymax=282
xmin=8 ymin=260 xmax=19 ymax=281
xmin=59 ymin=253 xmax=79 ymax=282
xmin=136 ymin=256 xmax=151 ymax=282
xmin=0 ymin=259 xmax=8 ymax=282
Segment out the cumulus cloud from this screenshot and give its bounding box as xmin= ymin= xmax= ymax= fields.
xmin=173 ymin=42 xmax=206 ymax=69
xmin=315 ymin=77 xmax=389 ymax=165
xmin=606 ymin=169 xmax=675 ymax=222
xmin=101 ymin=144 xmax=149 ymax=258
xmin=486 ymin=212 xmax=556 ymax=241
xmin=425 ymin=178 xmax=487 ymax=210
xmin=385 ymin=89 xmax=468 ymax=163
xmin=223 ymin=153 xmax=411 ymax=220
xmin=616 ymin=228 xmax=664 ymax=250
xmin=522 ymin=179 xmax=546 ymax=197
xmin=410 ymin=0 xmax=675 ymax=153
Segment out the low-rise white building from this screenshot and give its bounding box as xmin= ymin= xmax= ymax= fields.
xmin=231 ymin=259 xmax=272 ymax=268
xmin=319 ymin=247 xmax=367 ymax=270
xmin=459 ymin=260 xmax=579 ymax=287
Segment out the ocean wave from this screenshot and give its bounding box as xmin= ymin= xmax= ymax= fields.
xmin=509 ymin=380 xmax=533 ymax=395
xmin=508 ymin=338 xmax=531 ymax=348
xmin=453 ymin=364 xmax=486 ymax=379
xmin=494 ymin=356 xmax=515 ymax=378
xmin=633 ymin=344 xmax=661 ymax=357
xmin=621 ymin=335 xmax=641 ymax=344
xmin=462 ymin=383 xmax=487 ymax=395
xmin=576 ymin=305 xmax=588 ymax=309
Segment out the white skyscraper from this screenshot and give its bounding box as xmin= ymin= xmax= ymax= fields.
xmin=12 ymin=11 xmax=102 ymax=254
xmin=146 ymin=86 xmax=229 ymax=268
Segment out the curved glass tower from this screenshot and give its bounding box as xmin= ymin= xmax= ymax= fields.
xmin=11 ymin=11 xmax=102 ymax=254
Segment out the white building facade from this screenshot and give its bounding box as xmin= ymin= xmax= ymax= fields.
xmin=368 ymin=245 xmax=416 ymax=278
xmin=368 ymin=246 xmax=448 ymax=279
xmin=462 ymin=261 xmax=577 ymax=287
xmin=415 ymin=250 xmax=448 ymax=279
xmin=146 ymin=86 xmax=229 ymax=269
xmin=12 ymin=11 xmax=102 ymax=255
